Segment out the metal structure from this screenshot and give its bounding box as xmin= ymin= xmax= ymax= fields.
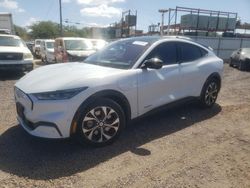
xmin=59 ymin=0 xmax=63 ymax=37
xmin=120 ymin=10 xmax=137 ymax=37
xmin=158 ymin=6 xmax=238 ymax=36
xmin=148 ymin=23 xmax=160 ymax=34
xmin=158 ymin=9 xmax=168 ymax=36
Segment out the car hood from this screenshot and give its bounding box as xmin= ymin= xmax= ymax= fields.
xmin=15 ymin=63 xmax=124 ymax=93
xmin=0 ymin=46 xmax=30 ymax=53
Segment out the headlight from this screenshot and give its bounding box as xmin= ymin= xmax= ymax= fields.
xmin=24 ymin=53 xmax=33 ymax=59
xmin=32 ymin=87 xmax=88 ymax=100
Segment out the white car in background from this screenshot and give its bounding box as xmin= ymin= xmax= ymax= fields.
xmin=32 ymin=39 xmax=42 ymax=58
xmin=0 ymin=34 xmax=33 ymax=72
xmin=40 ymin=39 xmax=55 ymax=64
xmin=15 ymin=36 xmax=223 ymax=146
xmin=54 ymin=37 xmax=95 ymax=63
xmin=90 ymin=39 xmax=107 ymax=50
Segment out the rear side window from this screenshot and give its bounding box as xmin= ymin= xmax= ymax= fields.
xmin=178 ymin=42 xmax=207 ymax=62
xmin=146 ymin=42 xmax=177 ymax=65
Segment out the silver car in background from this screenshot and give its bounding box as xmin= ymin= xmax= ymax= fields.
xmin=230 ymin=48 xmax=250 ymax=71
xmin=40 ymin=39 xmax=55 ymax=64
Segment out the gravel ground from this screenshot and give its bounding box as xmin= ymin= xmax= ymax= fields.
xmin=0 ymin=63 xmax=249 ymax=188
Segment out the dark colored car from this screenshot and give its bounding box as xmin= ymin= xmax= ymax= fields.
xmin=230 ymin=48 xmax=250 ymax=71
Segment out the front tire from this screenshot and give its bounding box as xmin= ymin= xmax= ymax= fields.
xmin=239 ymin=60 xmax=246 ymax=71
xmin=200 ymin=78 xmax=219 ymax=108
xmin=76 ymin=98 xmax=126 ymax=147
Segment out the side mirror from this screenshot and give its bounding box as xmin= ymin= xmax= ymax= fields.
xmin=141 ymin=58 xmax=163 ymax=69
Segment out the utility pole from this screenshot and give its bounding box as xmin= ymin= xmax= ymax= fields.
xmin=59 ymin=0 xmax=63 ymax=37
xmin=158 ymin=9 xmax=168 ymax=36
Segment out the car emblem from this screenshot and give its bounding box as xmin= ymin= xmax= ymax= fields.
xmin=6 ymin=55 xmax=14 ymax=58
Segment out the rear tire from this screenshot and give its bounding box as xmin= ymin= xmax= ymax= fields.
xmin=44 ymin=56 xmax=48 ymax=64
xmin=199 ymin=78 xmax=219 ymax=108
xmin=75 ymin=98 xmax=126 ymax=147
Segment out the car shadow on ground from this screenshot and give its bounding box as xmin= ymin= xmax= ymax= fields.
xmin=0 ymin=71 xmax=24 ymax=81
xmin=0 ymin=102 xmax=221 ymax=180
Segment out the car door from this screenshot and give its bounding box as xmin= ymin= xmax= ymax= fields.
xmin=177 ymin=42 xmax=208 ymax=97
xmin=137 ymin=42 xmax=182 ymax=115
xmin=40 ymin=41 xmax=43 ymax=57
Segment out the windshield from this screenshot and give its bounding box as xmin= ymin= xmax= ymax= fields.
xmin=35 ymin=40 xmax=41 ymax=45
xmin=65 ymin=39 xmax=93 ymax=51
xmin=84 ymin=38 xmax=156 ymax=69
xmin=0 ymin=36 xmax=24 ymax=47
xmin=46 ymin=41 xmax=54 ymax=49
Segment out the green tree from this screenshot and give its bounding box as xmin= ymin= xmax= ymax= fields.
xmin=14 ymin=25 xmax=29 ymax=40
xmin=63 ymin=25 xmax=91 ymax=38
xmin=29 ymin=21 xmax=94 ymax=39
xmin=30 ymin=21 xmax=60 ymax=39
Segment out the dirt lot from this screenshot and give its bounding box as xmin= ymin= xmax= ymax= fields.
xmin=0 ymin=64 xmax=249 ymax=188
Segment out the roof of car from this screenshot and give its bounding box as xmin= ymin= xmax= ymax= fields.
xmin=118 ymin=35 xmax=192 ymax=43
xmin=116 ymin=36 xmax=212 ymax=52
xmin=55 ymin=37 xmax=90 ymax=40
xmin=0 ymin=34 xmax=21 ymax=39
xmin=41 ymin=39 xmax=55 ymax=42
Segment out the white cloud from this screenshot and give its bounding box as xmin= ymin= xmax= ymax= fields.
xmin=85 ymin=22 xmax=109 ymax=27
xmin=80 ymin=4 xmax=121 ymax=18
xmin=25 ymin=17 xmax=38 ymax=27
xmin=0 ymin=0 xmax=18 ymax=9
xmin=77 ymin=0 xmax=124 ymax=5
xmin=0 ymin=0 xmax=25 ymax=13
xmin=17 ymin=8 xmax=25 ymax=12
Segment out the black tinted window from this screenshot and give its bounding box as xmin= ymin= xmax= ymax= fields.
xmin=200 ymin=48 xmax=208 ymax=56
xmin=179 ymin=42 xmax=204 ymax=62
xmin=146 ymin=42 xmax=177 ymax=65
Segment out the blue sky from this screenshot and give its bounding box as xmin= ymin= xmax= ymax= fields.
xmin=0 ymin=0 xmax=250 ymax=31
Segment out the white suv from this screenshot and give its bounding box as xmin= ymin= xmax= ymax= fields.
xmin=0 ymin=34 xmax=33 ymax=72
xmin=15 ymin=36 xmax=223 ymax=146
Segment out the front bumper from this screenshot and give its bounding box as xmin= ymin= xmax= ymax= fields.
xmin=14 ymin=87 xmax=88 ymax=139
xmin=0 ymin=60 xmax=33 ymax=71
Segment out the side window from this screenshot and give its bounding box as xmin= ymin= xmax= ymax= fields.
xmin=178 ymin=42 xmax=204 ymax=62
xmin=200 ymin=48 xmax=208 ymax=57
xmin=146 ymin=42 xmax=177 ymax=65
xmin=42 ymin=41 xmax=45 ymax=49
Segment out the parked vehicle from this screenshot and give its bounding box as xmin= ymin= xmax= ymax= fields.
xmin=54 ymin=37 xmax=95 ymax=63
xmin=0 ymin=13 xmax=15 ymax=35
xmin=25 ymin=41 xmax=34 ymax=53
xmin=0 ymin=34 xmax=33 ymax=72
xmin=90 ymin=39 xmax=107 ymax=50
xmin=15 ymin=36 xmax=223 ymax=146
xmin=230 ymin=48 xmax=250 ymax=71
xmin=32 ymin=39 xmax=42 ymax=58
xmin=40 ymin=39 xmax=55 ymax=64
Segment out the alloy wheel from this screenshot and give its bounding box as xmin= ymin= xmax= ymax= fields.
xmin=82 ymin=106 xmax=120 ymax=143
xmin=204 ymin=82 xmax=218 ymax=106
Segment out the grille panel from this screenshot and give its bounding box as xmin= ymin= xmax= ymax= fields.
xmin=0 ymin=53 xmax=23 ymax=60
